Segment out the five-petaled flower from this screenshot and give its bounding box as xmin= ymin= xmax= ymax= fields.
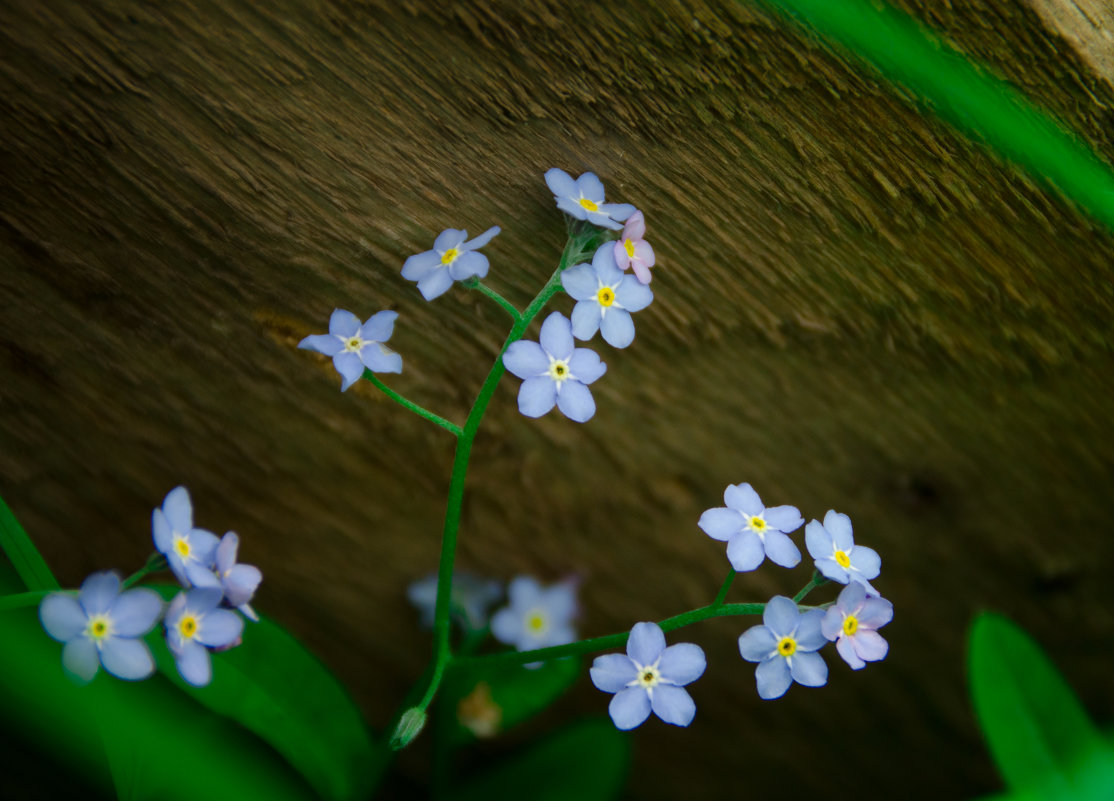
xmin=698 ymin=483 xmax=803 ymax=572
xmin=401 ymin=227 xmax=501 ymax=301
xmin=40 ymin=571 xmax=162 ymax=683
xmin=165 ymin=587 xmax=245 ymax=687
xmin=738 ymin=595 xmax=828 ymax=699
xmin=189 ymin=531 xmax=262 ymax=622
xmin=502 ymin=312 xmax=607 ymax=422
xmin=590 ymin=621 xmax=706 ymax=730
xmin=407 ymin=572 xmax=502 ymax=631
xmin=298 ymin=309 xmax=403 ymax=392
xmin=562 ymin=243 xmax=654 ymax=349
xmin=805 ymin=510 xmax=881 ymax=593
xmin=152 ymin=486 xmax=220 ymax=588
xmin=490 ymin=576 xmax=577 ymax=655
xmin=613 ymin=210 xmax=656 ymax=284
xmin=544 ymin=169 xmax=635 ymax=231
xmin=822 ymin=581 xmax=893 ymax=670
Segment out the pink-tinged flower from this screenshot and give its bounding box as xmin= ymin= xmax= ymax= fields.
xmin=613 ymin=211 xmax=655 ymax=284
xmin=821 ymin=582 xmax=893 ymax=670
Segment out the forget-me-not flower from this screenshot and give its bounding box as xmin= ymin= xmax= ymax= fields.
xmin=544 ymin=168 xmax=635 ymax=231
xmin=590 ymin=622 xmax=706 ymax=730
xmin=491 ymin=576 xmax=577 ymax=654
xmin=40 ymin=571 xmax=162 ymax=683
xmin=822 ymin=581 xmax=893 ymax=670
xmin=613 ymin=210 xmax=656 ymax=284
xmin=502 ymin=312 xmax=607 ymax=422
xmin=738 ymin=595 xmax=828 ymax=699
xmin=191 ymin=531 xmax=262 ymax=622
xmin=152 ymin=486 xmax=220 ymax=588
xmin=407 ymin=572 xmax=502 ymax=631
xmin=401 ymin=226 xmax=500 ymax=301
xmin=805 ymin=510 xmax=881 ymax=593
xmin=562 ymin=242 xmax=654 ymax=349
xmin=298 ymin=309 xmax=402 ymax=392
xmin=165 ymin=587 xmax=244 ymax=687
xmin=698 ymin=483 xmax=803 ymax=572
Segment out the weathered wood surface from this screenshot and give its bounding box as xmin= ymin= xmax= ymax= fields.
xmin=1 ymin=0 xmax=1112 ymax=797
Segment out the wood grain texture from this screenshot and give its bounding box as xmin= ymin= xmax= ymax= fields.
xmin=1 ymin=1 xmax=1112 ymax=797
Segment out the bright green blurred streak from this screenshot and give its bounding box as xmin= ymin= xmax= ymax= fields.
xmin=756 ymin=0 xmax=1114 ymax=231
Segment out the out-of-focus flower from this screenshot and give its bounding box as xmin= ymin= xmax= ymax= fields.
xmin=490 ymin=576 xmax=577 ymax=653
xmin=152 ymin=486 xmax=220 ymax=588
xmin=165 ymin=587 xmax=244 ymax=687
xmin=407 ymin=572 xmax=502 ymax=631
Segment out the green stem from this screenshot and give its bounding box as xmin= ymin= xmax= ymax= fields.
xmin=0 ymin=589 xmax=58 ymax=611
xmin=363 ymin=372 xmax=463 ymax=437
xmin=712 ymin=569 xmax=736 ymax=606
xmin=793 ymin=570 xmax=828 ymax=604
xmin=122 ymin=553 xmax=167 ymax=589
xmin=464 ymin=279 xmax=522 ymax=323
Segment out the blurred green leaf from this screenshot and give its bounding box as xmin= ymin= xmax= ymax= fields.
xmin=443 ymin=656 xmax=580 ymax=743
xmin=968 ymin=612 xmax=1103 ymax=795
xmin=448 ymin=718 xmax=629 ymax=801
xmin=147 ymin=584 xmax=385 ymax=801
xmin=0 ymin=494 xmax=58 ymax=592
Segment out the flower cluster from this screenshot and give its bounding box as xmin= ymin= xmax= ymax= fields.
xmin=40 ymin=486 xmax=262 ymax=687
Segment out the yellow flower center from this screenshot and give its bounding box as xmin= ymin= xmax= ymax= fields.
xmin=179 ymin=614 xmax=199 ymax=640
xmin=843 ymin=615 xmax=859 ymax=636
xmin=579 ymin=197 xmax=599 ymax=213
xmin=834 ymin=549 xmax=851 ymax=568
xmin=343 ymin=336 xmax=363 ymax=353
xmin=624 ymin=238 xmax=636 ymax=258
xmin=597 ymin=287 xmax=615 ymax=307
xmin=86 ymin=615 xmax=111 ymax=641
xmin=525 ymin=610 xmax=548 ymax=634
xmin=547 ymin=359 xmax=570 ymax=383
xmin=748 ymin=516 xmax=768 ymax=533
xmin=635 ymin=664 xmax=661 ymax=689
xmin=440 ymin=247 xmax=459 ymax=265
xmin=777 ymin=636 xmax=797 ymax=657
xmin=174 ymin=536 xmax=191 ymax=558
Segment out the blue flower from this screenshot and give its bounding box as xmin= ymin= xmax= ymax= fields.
xmin=590 ymin=622 xmax=706 ymax=730
xmin=502 ymin=312 xmax=607 ymax=422
xmin=562 ymin=243 xmax=654 ymax=348
xmin=544 ymin=169 xmax=636 ymax=230
xmin=821 ymin=581 xmax=893 ymax=670
xmin=490 ymin=576 xmax=577 ymax=654
xmin=210 ymin=532 xmax=262 ymax=622
xmin=152 ymin=486 xmax=220 ymax=588
xmin=165 ymin=587 xmax=244 ymax=687
xmin=738 ymin=595 xmax=828 ymax=699
xmin=805 ymin=510 xmax=881 ymax=592
xmin=298 ymin=309 xmax=402 ymax=391
xmin=39 ymin=571 xmax=162 ymax=683
xmin=401 ymin=226 xmax=501 ymax=301
xmin=407 ymin=572 xmax=502 ymax=631
xmin=698 ymin=483 xmax=803 ymax=572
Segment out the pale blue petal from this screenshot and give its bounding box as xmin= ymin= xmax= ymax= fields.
xmin=738 ymin=625 xmax=776 ymax=662
xmin=816 ymin=557 xmax=850 ymax=584
xmin=161 ymin=486 xmax=193 ymax=532
xmin=503 ymin=340 xmax=547 ymax=378
xmin=763 ymin=531 xmax=801 ymax=568
xmin=79 ymin=572 xmax=120 ymax=616
xmin=851 ymin=545 xmax=882 ymax=579
xmin=651 ymin=685 xmax=696 ymax=727
xmin=223 ymin=564 xmax=262 ymax=607
xmin=821 ymin=608 xmax=843 ymax=641
xmin=599 ymin=309 xmax=635 ymax=349
xmin=238 ymin=603 xmax=259 ymax=622
xmin=858 ymin=596 xmax=893 ymax=628
xmin=544 ymin=168 xmax=575 ymax=198
xmin=40 ymin=594 xmax=86 ymax=642
xmin=570 ymin=301 xmax=603 ymax=341
xmin=109 ymin=588 xmax=163 ymax=637
xmin=556 ymin=381 xmax=595 ymax=422
xmin=590 ymin=213 xmax=624 ymax=230
xmin=541 ymin=582 xmax=577 ymax=623
xmin=152 ymin=508 xmax=172 ymax=553
xmin=762 ymin=596 xmax=799 ymax=636
xmin=601 ymin=202 xmax=636 ymax=222
xmin=185 ymin=587 xmax=224 ymax=614
xmin=658 ymin=643 xmax=706 ymax=685
xmin=755 ymin=657 xmax=791 ymax=700
xmin=576 ymin=172 xmax=605 ymax=202
xmin=556 ymin=197 xmax=588 ymax=219
xmin=804 ymin=520 xmax=833 ymax=560
xmin=334 ymin=351 xmax=364 ymax=391
xmin=175 ymin=640 xmax=212 ymax=687
xmin=852 ymin=630 xmax=889 ymax=662
xmin=198 ymin=608 xmax=244 ymax=648
xmin=835 ymin=581 xmax=867 ymax=613
xmin=790 ymin=651 xmax=828 ymax=687
xmin=185 ymin=561 xmax=220 ymax=589
xmin=215 ymin=532 xmax=239 ymax=574
xmin=590 ymin=653 xmax=638 ymax=693
xmin=328 ymin=309 xmax=361 ymax=338
xmin=545 ymin=623 xmax=576 ymax=648
xmin=724 ymin=483 xmax=763 ymax=515
xmin=837 ymin=635 xmax=866 ymax=669
xmin=608 ymin=687 xmax=651 ymax=730
xmin=517 ymin=376 xmax=557 ymax=418
xmin=568 ymin=349 xmax=606 ymax=384
xmin=764 ymin=505 xmax=804 ymax=533
xmin=433 ymin=229 xmax=467 ymax=252
xmin=62 ymin=638 xmax=100 ymax=683
xmin=448 ymin=251 xmax=488 ymax=281
xmin=490 ymin=608 xmax=520 ymax=646
xmin=507 ymin=576 xmax=543 ymax=609
xmin=850 ymin=575 xmax=880 ymax=596
xmin=727 ymin=532 xmax=765 ymax=572
xmin=361 ymin=310 xmax=398 ymax=343
xmin=626 ymin=622 xmax=665 ymax=666
xmin=298 ymin=333 xmax=343 ymax=356
xmin=823 ymin=510 xmax=855 ymax=550
xmin=614 ymin=278 xmax=653 ymax=312
xmin=401 ymin=250 xmax=440 ymax=280
xmin=561 ymin=263 xmax=598 ymax=301
xmin=417 ymin=267 xmax=454 ymax=301
xmin=360 ymin=343 xmax=403 ymax=374
xmin=538 ymin=312 xmax=573 ymax=359
xmin=189 ymin=529 xmax=220 ymax=566
xmin=463 ymin=225 xmax=500 ymax=250
xmin=591 ymin=242 xmax=623 ymax=282
xmin=100 ymin=637 xmax=155 ymax=680
xmin=698 ymin=508 xmax=742 ymax=542
xmin=796 ymin=609 xmax=827 ymax=650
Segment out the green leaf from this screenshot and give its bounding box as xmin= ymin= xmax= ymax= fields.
xmin=449 ymin=718 xmax=629 ymax=801
xmin=148 ymin=584 xmax=385 ymax=801
xmin=0 ymin=493 xmax=59 ymax=592
xmin=443 ymin=656 xmax=580 ymax=743
xmin=968 ymin=612 xmax=1103 ymax=794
